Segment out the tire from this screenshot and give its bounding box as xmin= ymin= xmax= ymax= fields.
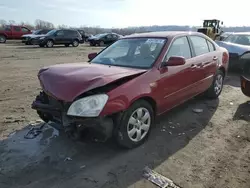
xmin=0 ymin=35 xmax=6 ymax=43
xmin=65 ymin=44 xmax=70 ymax=47
xmin=205 ymin=69 xmax=224 ymax=98
xmin=72 ymin=39 xmax=79 ymax=47
xmin=46 ymin=40 xmax=54 ymax=48
xmin=113 ymin=100 xmax=154 ymax=149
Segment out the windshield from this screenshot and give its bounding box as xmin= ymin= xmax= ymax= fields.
xmin=224 ymin=34 xmax=250 ymax=46
xmin=91 ymin=38 xmax=166 ymax=69
xmin=94 ymin=33 xmax=106 ymax=38
xmin=46 ymin=30 xmax=57 ymax=36
xmin=33 ymin=30 xmax=41 ymax=34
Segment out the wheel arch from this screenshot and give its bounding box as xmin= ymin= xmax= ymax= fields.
xmin=129 ymin=96 xmax=157 ymax=117
xmin=218 ymin=66 xmax=226 ymax=77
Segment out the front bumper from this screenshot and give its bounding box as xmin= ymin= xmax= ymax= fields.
xmin=32 ymin=91 xmax=114 ymax=137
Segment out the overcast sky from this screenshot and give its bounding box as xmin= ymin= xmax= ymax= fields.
xmin=0 ymin=0 xmax=249 ymax=28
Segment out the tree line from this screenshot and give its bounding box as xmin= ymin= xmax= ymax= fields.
xmin=1 ymin=19 xmax=250 ymax=36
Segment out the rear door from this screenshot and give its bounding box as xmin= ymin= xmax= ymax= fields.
xmin=157 ymin=36 xmax=197 ymax=113
xmin=64 ymin=30 xmax=73 ymax=43
xmin=105 ymin=34 xmax=113 ymax=45
xmin=189 ymin=35 xmax=217 ymax=93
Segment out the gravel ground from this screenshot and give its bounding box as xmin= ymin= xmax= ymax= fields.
xmin=0 ymin=41 xmax=249 ymax=188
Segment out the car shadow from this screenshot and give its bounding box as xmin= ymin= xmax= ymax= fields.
xmin=0 ymin=97 xmax=219 ymax=188
xmin=233 ymin=101 xmax=250 ymax=122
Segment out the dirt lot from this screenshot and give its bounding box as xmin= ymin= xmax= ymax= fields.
xmin=0 ymin=41 xmax=249 ymax=188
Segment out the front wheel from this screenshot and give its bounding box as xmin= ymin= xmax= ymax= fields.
xmin=113 ymin=100 xmax=154 ymax=149
xmin=99 ymin=41 xmax=104 ymax=46
xmin=205 ymin=70 xmax=224 ymax=98
xmin=46 ymin=40 xmax=54 ymax=48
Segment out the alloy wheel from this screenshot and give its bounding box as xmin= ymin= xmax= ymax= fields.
xmin=47 ymin=40 xmax=53 ymax=48
xmin=73 ymin=40 xmax=79 ymax=47
xmin=127 ymin=107 xmax=151 ymax=142
xmin=214 ymin=74 xmax=223 ymax=95
xmin=0 ymin=36 xmax=6 ymax=43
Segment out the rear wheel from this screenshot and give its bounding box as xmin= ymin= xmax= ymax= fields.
xmin=0 ymin=35 xmax=6 ymax=43
xmin=99 ymin=41 xmax=104 ymax=46
xmin=113 ymin=100 xmax=154 ymax=149
xmin=205 ymin=70 xmax=224 ymax=98
xmin=72 ymin=39 xmax=79 ymax=47
xmin=46 ymin=40 xmax=54 ymax=48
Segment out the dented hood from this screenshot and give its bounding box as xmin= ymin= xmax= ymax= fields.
xmin=38 ymin=63 xmax=146 ymax=102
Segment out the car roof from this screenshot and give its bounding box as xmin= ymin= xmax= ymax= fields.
xmin=122 ymin=31 xmax=206 ymax=39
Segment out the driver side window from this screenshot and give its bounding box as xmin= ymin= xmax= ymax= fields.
xmin=165 ymin=37 xmax=191 ymax=60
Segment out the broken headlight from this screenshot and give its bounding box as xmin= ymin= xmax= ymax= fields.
xmin=67 ymin=94 xmax=109 ymax=117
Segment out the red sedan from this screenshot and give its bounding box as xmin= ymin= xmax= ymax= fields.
xmin=32 ymin=31 xmax=229 ymax=149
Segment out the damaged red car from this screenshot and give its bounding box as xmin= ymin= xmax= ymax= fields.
xmin=32 ymin=31 xmax=229 ymax=148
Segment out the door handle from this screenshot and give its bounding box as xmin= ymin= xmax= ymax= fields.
xmin=213 ymin=56 xmax=218 ymax=60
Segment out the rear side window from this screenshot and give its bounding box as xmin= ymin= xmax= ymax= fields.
xmin=165 ymin=36 xmax=191 ymax=60
xmin=207 ymin=40 xmax=215 ymax=52
xmin=14 ymin=26 xmax=21 ymax=32
xmin=190 ymin=36 xmax=209 ymax=56
xmin=21 ymin=27 xmax=29 ymax=32
xmin=106 ymin=34 xmax=112 ymax=39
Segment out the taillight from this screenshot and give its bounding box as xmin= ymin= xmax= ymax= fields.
xmin=222 ymin=52 xmax=229 ymax=64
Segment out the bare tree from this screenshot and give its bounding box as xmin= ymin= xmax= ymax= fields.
xmin=58 ymin=24 xmax=68 ymax=29
xmin=35 ymin=19 xmax=54 ymax=29
xmin=8 ymin=20 xmax=15 ymax=25
xmin=0 ymin=19 xmax=7 ymax=27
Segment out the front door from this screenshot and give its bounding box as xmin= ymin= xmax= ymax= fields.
xmin=157 ymin=36 xmax=198 ymax=113
xmin=12 ymin=26 xmax=21 ymax=39
xmin=54 ymin=30 xmax=65 ymax=44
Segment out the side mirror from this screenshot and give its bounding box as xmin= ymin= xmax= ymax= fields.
xmin=163 ymin=56 xmax=186 ymax=67
xmin=88 ymin=52 xmax=97 ymax=60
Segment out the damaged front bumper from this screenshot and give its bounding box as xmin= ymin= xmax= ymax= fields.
xmin=31 ymin=91 xmax=114 ymax=139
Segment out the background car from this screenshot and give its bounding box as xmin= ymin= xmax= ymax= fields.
xmin=0 ymin=25 xmax=31 ymax=43
xmin=31 ymin=29 xmax=83 ymax=48
xmin=77 ymin=29 xmax=89 ymax=43
xmin=215 ymin=32 xmax=250 ymax=73
xmin=88 ymin=33 xmax=121 ymax=46
xmin=219 ymin=32 xmax=234 ymax=41
xmin=32 ymin=31 xmax=229 ymax=149
xmin=21 ymin=29 xmax=51 ymax=45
